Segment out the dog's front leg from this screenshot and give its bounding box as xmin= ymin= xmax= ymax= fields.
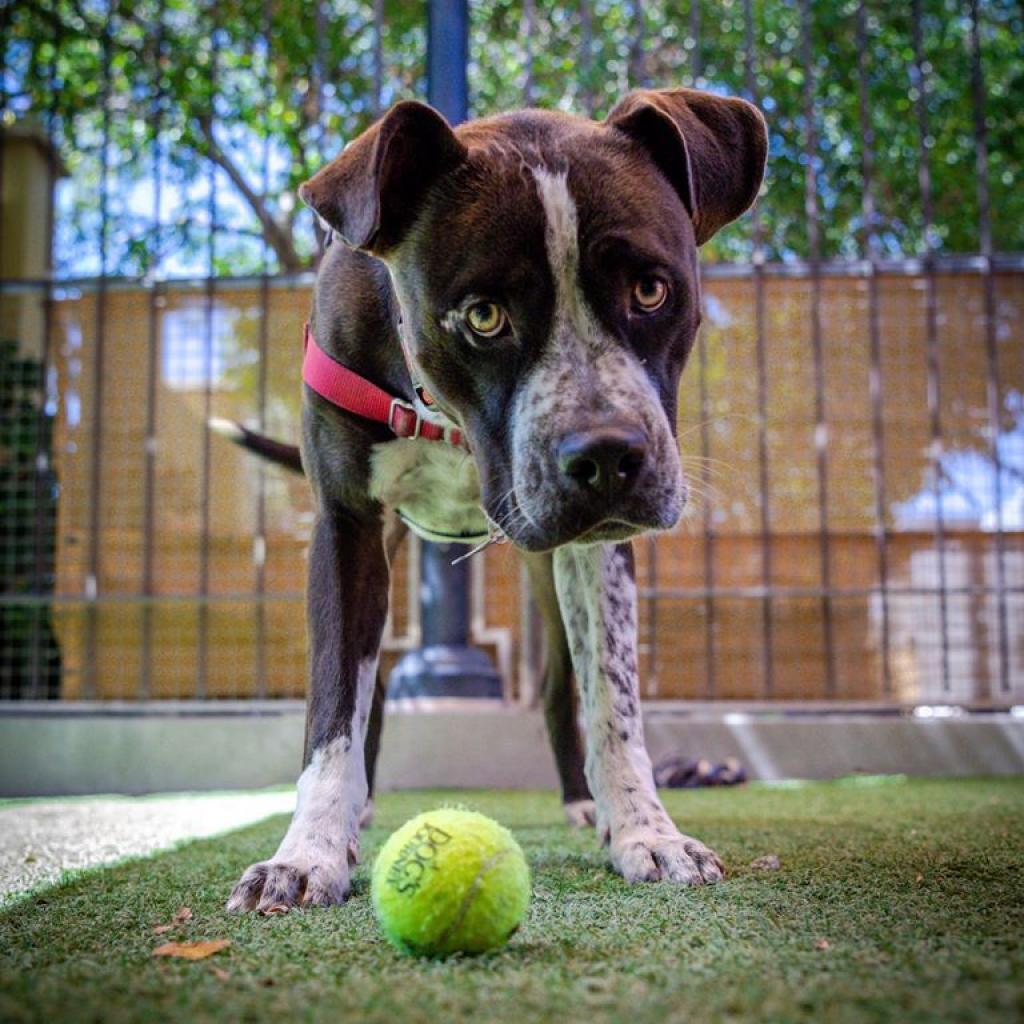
xmin=227 ymin=512 xmax=388 ymax=912
xmin=521 ymin=550 xmax=594 ymax=827
xmin=553 ymin=542 xmax=724 ymax=885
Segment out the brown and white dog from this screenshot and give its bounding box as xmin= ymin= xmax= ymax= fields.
xmin=223 ymin=88 xmax=767 ymax=913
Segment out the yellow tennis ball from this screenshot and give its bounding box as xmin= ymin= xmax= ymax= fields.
xmin=371 ymin=808 xmax=530 ymax=957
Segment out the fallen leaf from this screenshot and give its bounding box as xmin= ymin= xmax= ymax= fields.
xmin=750 ymin=854 xmax=781 ymax=871
xmin=814 ymin=938 xmax=831 ymax=951
xmin=210 ymin=967 xmax=231 ymax=982
xmin=153 ymin=906 xmax=193 ymax=934
xmin=152 ymin=940 xmax=230 ymax=961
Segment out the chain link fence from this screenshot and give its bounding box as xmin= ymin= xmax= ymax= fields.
xmin=1 ymin=0 xmax=1021 ymax=705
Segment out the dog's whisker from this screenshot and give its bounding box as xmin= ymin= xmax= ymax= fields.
xmin=682 ymin=481 xmax=724 ymax=507
xmin=489 ymin=482 xmax=540 ymax=539
xmin=676 ymin=412 xmax=761 ymax=441
xmin=450 ymin=529 xmax=505 ymax=565
xmin=493 ymin=505 xmax=529 ymax=539
xmin=680 ymin=451 xmax=737 ymax=468
xmin=683 ymin=480 xmax=723 ymax=507
xmin=679 ymin=455 xmax=740 ymax=481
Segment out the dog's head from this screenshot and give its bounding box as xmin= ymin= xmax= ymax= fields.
xmin=300 ymin=90 xmax=767 ymax=551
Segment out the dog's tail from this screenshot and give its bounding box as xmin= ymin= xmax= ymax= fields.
xmin=209 ymin=417 xmax=305 ymax=475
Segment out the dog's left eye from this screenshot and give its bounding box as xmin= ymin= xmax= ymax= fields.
xmin=632 ymin=276 xmax=668 ymax=313
xmin=465 ymin=301 xmax=507 ymax=338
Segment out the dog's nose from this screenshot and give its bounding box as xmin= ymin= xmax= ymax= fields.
xmin=557 ymin=426 xmax=648 ymax=500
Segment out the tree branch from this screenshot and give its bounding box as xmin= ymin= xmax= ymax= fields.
xmin=196 ymin=115 xmax=310 ymax=272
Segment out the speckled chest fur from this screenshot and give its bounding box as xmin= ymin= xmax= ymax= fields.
xmin=368 ymin=438 xmax=490 ymax=543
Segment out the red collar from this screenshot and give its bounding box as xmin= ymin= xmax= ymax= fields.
xmin=302 ymin=322 xmax=466 ymax=447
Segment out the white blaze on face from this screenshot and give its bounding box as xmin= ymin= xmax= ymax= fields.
xmin=533 ymin=169 xmax=581 ymax=320
xmin=531 ymin=167 xmax=597 ymax=345
xmin=507 ymin=165 xmax=684 ymax=537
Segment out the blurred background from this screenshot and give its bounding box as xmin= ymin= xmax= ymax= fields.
xmin=0 ymin=0 xmax=1021 ymax=779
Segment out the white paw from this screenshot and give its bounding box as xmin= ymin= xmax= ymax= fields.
xmin=563 ymin=798 xmax=597 ymax=828
xmin=226 ymin=838 xmax=358 ymax=913
xmin=610 ymin=827 xmax=724 ymax=886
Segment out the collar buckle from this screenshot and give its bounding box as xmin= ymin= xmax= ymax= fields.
xmin=388 ymin=397 xmax=422 ymax=440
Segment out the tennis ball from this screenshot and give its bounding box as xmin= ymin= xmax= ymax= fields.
xmin=371 ymin=808 xmax=530 ymax=957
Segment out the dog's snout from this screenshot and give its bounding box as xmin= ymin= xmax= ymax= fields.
xmin=557 ymin=426 xmax=648 ymax=500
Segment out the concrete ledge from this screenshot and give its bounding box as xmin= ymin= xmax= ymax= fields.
xmin=1 ymin=702 xmax=1022 ymax=797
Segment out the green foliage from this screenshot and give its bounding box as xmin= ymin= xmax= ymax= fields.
xmin=5 ymin=0 xmax=1023 ymax=276
xmin=6 ymin=0 xmax=426 ymax=274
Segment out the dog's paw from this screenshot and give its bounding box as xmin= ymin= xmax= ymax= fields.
xmin=563 ymin=798 xmax=597 ymax=828
xmin=610 ymin=827 xmax=724 ymax=886
xmin=226 ymin=841 xmax=358 ymax=913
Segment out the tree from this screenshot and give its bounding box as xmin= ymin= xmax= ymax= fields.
xmin=4 ymin=0 xmax=425 ymax=275
xmin=3 ymin=0 xmax=1022 ymax=276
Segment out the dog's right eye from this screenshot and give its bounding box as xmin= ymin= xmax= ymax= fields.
xmin=465 ymin=301 xmax=507 ymax=338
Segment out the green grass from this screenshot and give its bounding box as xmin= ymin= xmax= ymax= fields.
xmin=1 ymin=779 xmax=1022 ymax=1024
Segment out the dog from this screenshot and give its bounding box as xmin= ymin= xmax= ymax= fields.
xmin=222 ymin=87 xmax=767 ymax=913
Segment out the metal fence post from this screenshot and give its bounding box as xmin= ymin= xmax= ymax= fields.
xmin=388 ymin=0 xmax=502 ymax=700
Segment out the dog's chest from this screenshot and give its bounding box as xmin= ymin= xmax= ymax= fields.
xmin=368 ymin=439 xmax=490 ymax=544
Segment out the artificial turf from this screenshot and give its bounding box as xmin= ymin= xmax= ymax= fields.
xmin=1 ymin=779 xmax=1022 ymax=1024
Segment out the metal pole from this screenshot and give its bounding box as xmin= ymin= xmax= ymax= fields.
xmin=856 ymin=0 xmax=893 ymax=697
xmin=388 ymin=0 xmax=501 ymax=700
xmin=629 ymin=0 xmax=646 ymax=88
xmin=254 ymin=0 xmax=273 ymax=700
xmin=19 ymin=16 xmax=61 ymax=699
xmin=521 ymin=0 xmax=535 ymax=107
xmin=744 ymin=0 xmax=774 ymax=698
xmin=197 ymin=10 xmax=219 ymax=699
xmin=689 ymin=1 xmax=716 ymax=700
xmin=580 ymin=0 xmax=594 ymax=117
xmin=83 ymin=8 xmax=114 ymax=699
xmin=140 ymin=0 xmax=165 ymax=701
xmin=967 ymin=0 xmax=1010 ymax=696
xmin=427 ymin=0 xmax=469 ymax=123
xmin=911 ymin=0 xmax=952 ymax=694
xmin=800 ymin=0 xmax=837 ymax=697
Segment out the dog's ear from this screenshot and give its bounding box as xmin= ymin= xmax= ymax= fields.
xmin=605 ymin=88 xmax=767 ymax=245
xmin=298 ymin=100 xmax=468 ymax=253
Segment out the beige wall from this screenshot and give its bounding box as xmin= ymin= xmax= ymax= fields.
xmin=34 ymin=271 xmax=1024 ymax=704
